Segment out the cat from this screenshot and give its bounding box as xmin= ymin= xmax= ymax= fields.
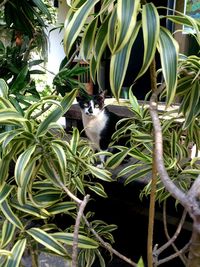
xmin=77 ymin=91 xmax=121 ymax=167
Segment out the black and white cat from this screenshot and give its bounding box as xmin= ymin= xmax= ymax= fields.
xmin=77 ymin=91 xmax=120 ymax=166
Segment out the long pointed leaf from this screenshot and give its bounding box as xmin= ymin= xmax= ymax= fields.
xmin=64 ymin=0 xmax=100 ymax=55
xmin=27 ymin=228 xmax=68 ymax=256
xmin=5 ymin=239 xmax=26 ymax=267
xmin=110 ymin=22 xmax=141 ymax=100
xmin=113 ymin=0 xmax=140 ymax=53
xmin=137 ymin=3 xmax=160 ymax=79
xmin=0 ymin=199 xmax=23 ymax=229
xmin=1 ymin=220 xmax=16 ymax=248
xmin=36 ymin=89 xmax=77 ymax=136
xmin=158 ymin=27 xmax=179 ymax=106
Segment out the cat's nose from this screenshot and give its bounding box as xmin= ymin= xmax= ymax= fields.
xmin=88 ymin=106 xmax=93 ymax=114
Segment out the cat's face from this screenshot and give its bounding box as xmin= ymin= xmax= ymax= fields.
xmin=77 ymin=93 xmax=105 ymax=117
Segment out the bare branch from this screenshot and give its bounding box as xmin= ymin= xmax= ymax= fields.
xmin=83 ymin=215 xmax=138 ymax=267
xmin=149 ymin=91 xmax=188 ymax=207
xmin=155 ymin=200 xmax=187 ymax=265
xmin=72 ymin=195 xmax=90 ymax=267
xmin=157 ymin=241 xmax=190 ymax=266
xmin=0 ymin=0 xmax=9 ymax=8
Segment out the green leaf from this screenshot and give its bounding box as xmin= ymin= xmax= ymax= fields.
xmin=137 ymin=257 xmax=145 ymax=267
xmin=0 ymin=199 xmax=23 ymax=229
xmin=137 ymin=3 xmax=160 ymax=79
xmin=27 ymin=228 xmax=68 ymax=256
xmin=94 ymin=14 xmax=110 ymax=88
xmin=125 ymin=166 xmax=152 ymax=185
xmin=10 ymin=65 xmax=29 ymax=94
xmin=129 ymin=88 xmax=141 ymax=116
xmin=0 ymin=183 xmax=14 ymax=204
xmin=158 ymin=27 xmax=179 ymax=106
xmin=106 ymin=149 xmax=130 ymax=169
xmin=52 ymin=232 xmax=99 ymax=249
xmin=32 ymin=0 xmax=51 ymax=20
xmin=47 ymin=202 xmax=76 ymax=215
xmin=113 ymin=0 xmax=140 ymax=53
xmin=107 ymin=6 xmax=117 ymax=52
xmin=80 ymin=17 xmax=98 ymax=60
xmin=17 ymin=161 xmax=36 ymax=205
xmin=5 ymin=239 xmax=26 ymax=267
xmin=36 ymin=89 xmax=77 ymax=136
xmin=0 ymin=79 xmax=9 ymax=97
xmin=117 ymin=163 xmax=143 ymax=178
xmin=15 ymin=145 xmax=36 ymax=187
xmin=110 ymin=22 xmax=141 ymax=100
xmin=0 ymin=109 xmax=27 ymax=125
xmin=1 ymin=220 xmax=16 ymax=248
xmin=64 ymin=0 xmax=100 ymax=55
xmin=87 ymin=164 xmax=112 ymax=182
xmin=52 ymin=142 xmax=67 ymax=171
xmin=70 ymin=127 xmax=80 ymax=154
xmin=87 ymin=183 xmax=107 ymax=198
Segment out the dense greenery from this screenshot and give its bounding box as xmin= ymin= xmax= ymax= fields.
xmin=0 ymin=0 xmax=200 ymax=267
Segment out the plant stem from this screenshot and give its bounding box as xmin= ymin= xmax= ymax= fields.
xmin=147 ymin=58 xmax=157 ymax=267
xmin=72 ymin=195 xmax=90 ymax=267
xmin=83 ymin=215 xmax=138 ymax=267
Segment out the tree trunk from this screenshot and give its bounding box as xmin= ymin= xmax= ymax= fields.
xmin=187 ymin=222 xmax=200 ymax=267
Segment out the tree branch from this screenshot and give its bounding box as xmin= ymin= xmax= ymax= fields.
xmin=155 ymin=200 xmax=187 ymax=265
xmin=83 ymin=215 xmax=138 ymax=267
xmin=149 ymin=91 xmax=188 ymax=207
xmin=0 ymin=0 xmax=9 ymax=8
xmin=72 ymin=195 xmax=90 ymax=267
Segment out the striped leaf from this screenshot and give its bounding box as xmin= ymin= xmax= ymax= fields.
xmin=27 ymin=228 xmax=68 ymax=256
xmin=107 ymin=6 xmax=117 ymax=52
xmin=106 ymin=149 xmax=130 ymax=169
xmin=129 ymin=88 xmax=141 ymax=116
xmin=87 ymin=164 xmax=112 ymax=182
xmin=80 ymin=17 xmax=98 ymax=61
xmin=47 ymin=202 xmax=76 ymax=215
xmin=14 ymin=145 xmax=36 ymax=187
xmin=17 ymin=161 xmax=36 ymax=205
xmin=36 ymin=89 xmax=77 ymax=136
xmin=125 ymin=166 xmax=152 ymax=185
xmin=70 ymin=127 xmax=80 ymax=154
xmin=137 ymin=3 xmax=160 ymax=79
xmin=52 ymin=232 xmax=99 ymax=249
xmin=110 ymin=22 xmax=141 ymax=100
xmin=0 ymin=200 xmax=23 ymax=229
xmin=87 ymin=183 xmax=107 ymax=198
xmin=5 ymin=239 xmax=26 ymax=267
xmin=113 ymin=0 xmax=140 ymax=53
xmin=11 ymin=201 xmax=49 ymax=219
xmin=94 ymin=14 xmax=110 ymax=88
xmin=158 ymin=27 xmax=179 ymax=106
xmin=1 ymin=220 xmax=16 ymax=248
xmin=117 ymin=163 xmax=143 ymax=178
xmin=72 ymin=176 xmax=85 ymax=195
xmin=0 ymin=109 xmax=27 ymax=125
xmin=64 ymin=0 xmax=100 ymax=55
xmin=52 ymin=142 xmax=67 ymax=171
xmin=0 ymin=79 xmax=8 ymax=97
xmin=0 ymin=183 xmax=14 ymax=204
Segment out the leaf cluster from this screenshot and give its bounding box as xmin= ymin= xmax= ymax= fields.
xmin=0 ymin=80 xmax=115 ymax=267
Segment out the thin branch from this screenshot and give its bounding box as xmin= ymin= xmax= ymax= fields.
xmin=157 ymin=241 xmax=190 ymax=266
xmin=0 ymin=0 xmax=9 ymax=8
xmin=83 ymin=215 xmax=138 ymax=267
xmin=72 ymin=195 xmax=90 ymax=267
xmin=148 ymin=58 xmax=157 ymax=267
xmin=155 ymin=200 xmax=187 ymax=265
xmin=149 ymin=91 xmax=188 ymax=208
xmin=65 ymin=46 xmax=80 ymax=68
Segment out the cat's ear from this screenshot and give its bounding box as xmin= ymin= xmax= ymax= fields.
xmin=98 ymin=90 xmax=107 ymax=100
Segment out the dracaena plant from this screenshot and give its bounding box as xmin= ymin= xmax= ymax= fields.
xmin=0 ymin=79 xmax=115 ymax=267
xmin=64 ymin=0 xmax=200 ymax=104
xmin=64 ymin=1 xmax=200 ymax=266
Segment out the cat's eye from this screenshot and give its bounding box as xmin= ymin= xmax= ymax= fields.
xmin=95 ymin=104 xmax=99 ymax=108
xmin=83 ymin=103 xmax=88 ymax=107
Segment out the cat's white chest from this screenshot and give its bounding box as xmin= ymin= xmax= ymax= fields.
xmin=82 ymin=111 xmax=107 ymax=150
